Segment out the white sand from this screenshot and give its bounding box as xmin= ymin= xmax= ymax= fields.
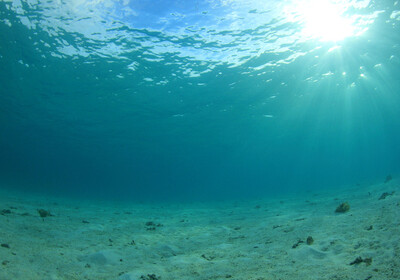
xmin=0 ymin=180 xmax=399 ymax=280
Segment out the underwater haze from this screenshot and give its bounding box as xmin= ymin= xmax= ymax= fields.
xmin=1 ymin=0 xmax=400 ymax=202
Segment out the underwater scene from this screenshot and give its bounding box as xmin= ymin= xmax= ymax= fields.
xmin=1 ymin=0 xmax=400 ymax=279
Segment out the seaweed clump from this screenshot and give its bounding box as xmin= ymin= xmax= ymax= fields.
xmin=0 ymin=209 xmax=11 ymax=215
xmin=292 ymin=239 xmax=304 ymax=249
xmin=1 ymin=243 xmax=10 ymax=249
xmin=306 ymin=236 xmax=314 ymax=245
xmin=335 ymin=202 xmax=350 ymax=213
xmin=349 ymin=256 xmax=372 ymax=266
xmin=37 ymin=209 xmax=52 ymax=218
xmin=379 ymin=191 xmax=395 ymax=200
xmin=140 ymin=274 xmax=161 ymax=280
xmin=145 ymin=221 xmax=163 ymax=231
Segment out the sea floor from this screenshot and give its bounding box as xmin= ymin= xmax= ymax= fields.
xmin=0 ymin=180 xmax=399 ymax=280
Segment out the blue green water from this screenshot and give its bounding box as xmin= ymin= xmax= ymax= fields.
xmin=0 ymin=0 xmax=399 ymax=201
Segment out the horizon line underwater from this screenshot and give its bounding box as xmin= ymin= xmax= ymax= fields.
xmin=0 ymin=0 xmax=400 ymax=279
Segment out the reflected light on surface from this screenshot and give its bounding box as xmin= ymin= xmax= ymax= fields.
xmin=289 ymin=0 xmax=355 ymax=42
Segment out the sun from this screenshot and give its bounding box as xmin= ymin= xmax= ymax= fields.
xmin=287 ymin=0 xmax=355 ymax=42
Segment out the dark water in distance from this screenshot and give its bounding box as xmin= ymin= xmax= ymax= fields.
xmin=0 ymin=0 xmax=400 ymax=201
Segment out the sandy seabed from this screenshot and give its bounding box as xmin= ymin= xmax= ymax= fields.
xmin=0 ymin=180 xmax=399 ymax=280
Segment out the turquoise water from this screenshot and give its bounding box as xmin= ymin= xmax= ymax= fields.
xmin=0 ymin=0 xmax=399 ymax=201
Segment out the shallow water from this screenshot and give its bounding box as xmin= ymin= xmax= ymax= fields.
xmin=1 ymin=1 xmax=400 ymax=278
xmin=1 ymin=1 xmax=400 ymax=201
